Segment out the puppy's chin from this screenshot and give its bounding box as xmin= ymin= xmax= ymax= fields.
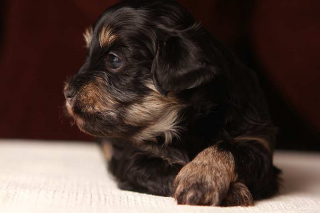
xmin=65 ymin=100 xmax=128 ymax=138
xmin=65 ymin=101 xmax=98 ymax=137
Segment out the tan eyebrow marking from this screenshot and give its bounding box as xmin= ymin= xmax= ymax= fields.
xmin=83 ymin=27 xmax=93 ymax=48
xmin=99 ymin=25 xmax=116 ymax=48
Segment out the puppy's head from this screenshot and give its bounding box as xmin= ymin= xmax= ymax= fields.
xmin=64 ymin=0 xmax=219 ymax=143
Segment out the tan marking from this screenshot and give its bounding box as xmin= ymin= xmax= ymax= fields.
xmin=101 ymin=142 xmax=113 ymax=162
xmin=78 ymin=78 xmax=117 ymax=114
xmin=174 ymin=145 xmax=237 ymax=205
xmin=83 ymin=27 xmax=93 ymax=48
xmin=235 ymin=136 xmax=271 ymax=153
xmin=99 ymin=25 xmax=116 ymax=48
xmin=127 ymin=81 xmax=185 ymax=145
xmin=67 ymin=79 xmax=184 ymax=144
xmin=64 ymin=77 xmax=118 ymax=136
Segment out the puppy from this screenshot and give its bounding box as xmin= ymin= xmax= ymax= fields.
xmin=64 ymin=0 xmax=280 ymax=206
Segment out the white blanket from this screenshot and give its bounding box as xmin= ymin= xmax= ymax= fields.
xmin=0 ymin=140 xmax=319 ymax=213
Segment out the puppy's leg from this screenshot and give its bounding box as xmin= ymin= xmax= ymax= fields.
xmin=220 ymin=136 xmax=280 ymax=203
xmin=102 ymin=140 xmax=187 ymax=196
xmin=174 ymin=137 xmax=280 ymax=206
xmin=173 ymin=145 xmax=237 ymax=205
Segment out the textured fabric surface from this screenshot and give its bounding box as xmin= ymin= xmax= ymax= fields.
xmin=0 ymin=140 xmax=319 ymax=213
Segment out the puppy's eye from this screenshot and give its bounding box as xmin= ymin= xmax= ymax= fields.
xmin=107 ymin=54 xmax=122 ymax=69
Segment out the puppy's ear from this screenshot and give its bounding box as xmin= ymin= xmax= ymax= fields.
xmin=151 ymin=26 xmax=218 ymax=96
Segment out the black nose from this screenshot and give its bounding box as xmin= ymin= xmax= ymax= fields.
xmin=64 ymin=86 xmax=76 ymax=104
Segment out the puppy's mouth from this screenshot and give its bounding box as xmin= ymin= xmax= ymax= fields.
xmin=64 ymin=97 xmax=125 ymax=138
xmin=64 ymin=100 xmax=93 ymax=136
xmin=63 ymin=81 xmax=111 ymax=137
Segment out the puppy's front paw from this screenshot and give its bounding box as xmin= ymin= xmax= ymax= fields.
xmin=222 ymin=182 xmax=253 ymax=206
xmin=173 ymin=161 xmax=229 ymax=206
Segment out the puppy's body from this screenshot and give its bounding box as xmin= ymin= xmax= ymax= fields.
xmin=65 ymin=0 xmax=280 ymax=206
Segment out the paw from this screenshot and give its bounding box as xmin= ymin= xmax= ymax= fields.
xmin=222 ymin=182 xmax=253 ymax=206
xmin=173 ymin=161 xmax=230 ymax=206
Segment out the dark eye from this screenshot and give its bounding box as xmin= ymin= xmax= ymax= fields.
xmin=107 ymin=54 xmax=122 ymax=69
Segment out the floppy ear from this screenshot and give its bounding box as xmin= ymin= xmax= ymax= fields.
xmin=151 ymin=27 xmax=218 ymax=96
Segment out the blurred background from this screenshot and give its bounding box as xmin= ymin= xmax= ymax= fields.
xmin=0 ymin=0 xmax=319 ymax=150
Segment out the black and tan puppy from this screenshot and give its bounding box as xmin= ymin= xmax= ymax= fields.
xmin=64 ymin=0 xmax=280 ymax=206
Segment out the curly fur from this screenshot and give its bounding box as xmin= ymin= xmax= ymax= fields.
xmin=64 ymin=0 xmax=280 ymax=206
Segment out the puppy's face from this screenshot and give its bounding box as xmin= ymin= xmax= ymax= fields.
xmin=64 ymin=0 xmax=218 ymax=143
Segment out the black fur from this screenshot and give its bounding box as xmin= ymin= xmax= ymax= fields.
xmin=64 ymin=0 xmax=280 ymax=206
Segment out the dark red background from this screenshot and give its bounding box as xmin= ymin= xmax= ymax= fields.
xmin=0 ymin=0 xmax=319 ymax=149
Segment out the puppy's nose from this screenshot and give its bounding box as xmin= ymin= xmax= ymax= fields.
xmin=64 ymin=86 xmax=76 ymax=104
